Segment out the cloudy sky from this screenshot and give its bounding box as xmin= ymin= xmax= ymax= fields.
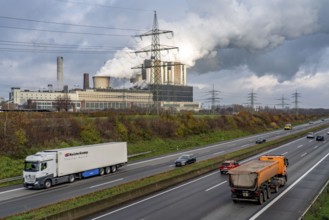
xmin=1 ymin=0 xmax=329 ymax=109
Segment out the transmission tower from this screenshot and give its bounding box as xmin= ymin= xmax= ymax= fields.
xmin=292 ymin=90 xmax=301 ymax=114
xmin=132 ymin=11 xmax=179 ymax=114
xmin=247 ymin=89 xmax=257 ymax=110
xmin=277 ymin=95 xmax=289 ymax=110
xmin=206 ymin=84 xmax=221 ymax=114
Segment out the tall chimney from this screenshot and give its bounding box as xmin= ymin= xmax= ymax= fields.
xmin=83 ymin=73 xmax=90 ymax=90
xmin=57 ymin=56 xmax=63 ymax=90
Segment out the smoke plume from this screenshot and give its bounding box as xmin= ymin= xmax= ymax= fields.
xmin=96 ymin=0 xmax=327 ymax=80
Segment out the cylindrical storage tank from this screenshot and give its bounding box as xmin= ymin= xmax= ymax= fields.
xmin=93 ymin=76 xmax=110 ymax=89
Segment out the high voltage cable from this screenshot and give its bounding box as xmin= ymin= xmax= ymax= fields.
xmin=54 ymin=0 xmax=152 ymax=12
xmin=0 ymin=25 xmax=131 ymax=36
xmin=0 ymin=40 xmax=124 ymax=49
xmin=0 ymin=15 xmax=144 ymax=31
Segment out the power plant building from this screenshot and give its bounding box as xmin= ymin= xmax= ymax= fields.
xmin=8 ymin=56 xmax=200 ymax=112
xmin=142 ymin=59 xmax=187 ymax=86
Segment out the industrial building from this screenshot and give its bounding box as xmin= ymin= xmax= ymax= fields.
xmin=9 ymin=58 xmax=200 ymax=112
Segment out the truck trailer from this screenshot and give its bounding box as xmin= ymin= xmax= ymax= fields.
xmin=228 ymin=155 xmax=288 ymax=204
xmin=23 ymin=142 xmax=127 ymax=189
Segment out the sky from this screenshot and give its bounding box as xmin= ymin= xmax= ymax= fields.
xmin=1 ymin=0 xmax=329 ymax=109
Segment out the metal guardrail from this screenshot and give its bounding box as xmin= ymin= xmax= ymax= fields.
xmin=0 ymin=176 xmax=22 ymax=184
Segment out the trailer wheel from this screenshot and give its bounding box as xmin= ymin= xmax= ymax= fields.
xmin=282 ymin=175 xmax=287 ymax=186
xmin=111 ymin=165 xmax=117 ymax=173
xmin=274 ymin=184 xmax=279 ymax=193
xmin=263 ymin=190 xmax=267 ymax=202
xmin=69 ymin=175 xmax=75 ymax=183
xmin=99 ymin=168 xmax=105 ymax=176
xmin=105 ymin=167 xmax=111 ymax=174
xmin=266 ymin=188 xmax=271 ymax=199
xmin=44 ymin=179 xmax=52 ymax=189
xmin=258 ymin=192 xmax=264 ymax=205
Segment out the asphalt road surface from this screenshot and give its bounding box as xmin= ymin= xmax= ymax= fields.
xmin=0 ymin=121 xmax=327 ymax=218
xmin=85 ymin=128 xmax=329 ymax=220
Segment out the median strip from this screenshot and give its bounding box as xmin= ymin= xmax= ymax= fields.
xmin=5 ymin=124 xmax=329 ymax=220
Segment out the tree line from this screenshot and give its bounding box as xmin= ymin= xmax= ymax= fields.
xmin=0 ymin=110 xmax=320 ymax=158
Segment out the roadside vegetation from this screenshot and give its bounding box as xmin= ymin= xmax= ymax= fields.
xmin=304 ymin=182 xmax=329 ymax=220
xmin=0 ymin=110 xmax=322 ymax=181
xmin=5 ymin=124 xmax=328 ymax=220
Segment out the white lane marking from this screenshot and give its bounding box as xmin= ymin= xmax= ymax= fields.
xmin=205 ymin=181 xmax=227 ymax=192
xmin=301 ymin=153 xmax=307 ymax=157
xmin=249 ymin=151 xmax=329 ymax=220
xmin=168 ymin=165 xmax=175 ymax=168
xmin=309 ymin=140 xmax=313 ymax=143
xmin=314 ymin=145 xmax=319 ymax=149
xmin=89 ymin=178 xmax=124 ymax=189
xmin=213 ymin=151 xmax=225 ymax=155
xmin=91 ymin=172 xmax=219 ymax=220
xmin=281 ymin=152 xmax=288 ymax=155
xmin=0 ymin=187 xmax=24 ymax=195
xmin=127 ymin=135 xmax=272 ymax=167
xmin=240 ymin=144 xmax=250 ymax=148
xmin=297 ymin=145 xmax=303 ymax=149
xmin=241 ymin=137 xmax=302 ymax=163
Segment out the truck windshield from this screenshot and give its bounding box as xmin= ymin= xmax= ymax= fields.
xmin=24 ymin=161 xmax=40 ymax=172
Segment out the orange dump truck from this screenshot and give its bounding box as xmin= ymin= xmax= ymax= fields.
xmin=228 ymin=155 xmax=289 ymax=204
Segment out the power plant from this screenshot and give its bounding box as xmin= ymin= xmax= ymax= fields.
xmin=8 ymin=12 xmax=200 ymax=112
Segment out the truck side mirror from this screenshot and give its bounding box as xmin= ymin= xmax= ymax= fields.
xmin=285 ymin=158 xmax=289 ymax=166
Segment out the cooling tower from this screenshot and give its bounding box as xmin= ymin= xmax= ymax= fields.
xmin=57 ymin=56 xmax=63 ymax=90
xmin=83 ymin=73 xmax=90 ymax=90
xmin=93 ymin=76 xmax=110 ymax=89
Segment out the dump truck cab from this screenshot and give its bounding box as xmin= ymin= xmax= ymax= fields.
xmin=259 ymin=155 xmax=289 ymax=176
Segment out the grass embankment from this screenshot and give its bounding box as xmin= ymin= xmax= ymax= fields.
xmin=0 ymin=129 xmax=251 ymax=187
xmin=5 ymin=125 xmax=328 ymax=220
xmin=304 ymin=182 xmax=329 ymax=220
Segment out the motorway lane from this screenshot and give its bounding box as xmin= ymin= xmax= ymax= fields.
xmin=86 ymin=129 xmax=329 ymax=220
xmin=0 ymin=122 xmax=327 ymax=218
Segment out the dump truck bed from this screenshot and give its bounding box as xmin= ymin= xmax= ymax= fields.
xmin=229 ymin=160 xmax=278 ymax=189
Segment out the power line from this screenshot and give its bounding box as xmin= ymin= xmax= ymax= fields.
xmin=54 ymin=0 xmax=152 ymax=12
xmin=0 ymin=25 xmax=131 ymax=37
xmin=276 ymin=95 xmax=289 ymax=110
xmin=247 ymin=89 xmax=257 ymax=110
xmin=292 ymin=90 xmax=301 ymax=114
xmin=0 ymin=15 xmax=144 ymax=32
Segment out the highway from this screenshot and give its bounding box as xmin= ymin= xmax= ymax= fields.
xmin=0 ymin=121 xmax=327 ymax=218
xmin=85 ymin=128 xmax=329 ymax=220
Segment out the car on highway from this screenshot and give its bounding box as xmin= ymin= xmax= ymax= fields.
xmin=174 ymin=154 xmax=196 ymax=167
xmin=316 ymin=135 xmax=324 ymax=141
xmin=255 ymin=137 xmax=266 ymax=144
xmin=219 ymin=160 xmax=240 ymax=174
xmin=307 ymin=132 xmax=315 ymax=139
xmin=284 ymin=124 xmax=292 ymax=130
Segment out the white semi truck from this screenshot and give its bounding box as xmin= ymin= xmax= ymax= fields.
xmin=23 ymin=142 xmax=127 ymax=189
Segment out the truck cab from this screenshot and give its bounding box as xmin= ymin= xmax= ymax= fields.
xmin=23 ymin=152 xmax=56 ymax=189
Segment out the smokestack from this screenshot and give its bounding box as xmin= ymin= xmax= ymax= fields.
xmin=57 ymin=56 xmax=63 ymax=90
xmin=83 ymin=73 xmax=90 ymax=90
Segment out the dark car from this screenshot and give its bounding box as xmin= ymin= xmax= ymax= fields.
xmin=316 ymin=135 xmax=324 ymax=141
xmin=219 ymin=160 xmax=240 ymax=174
xmin=175 ymin=154 xmax=196 ymax=167
xmin=255 ymin=137 xmax=266 ymax=144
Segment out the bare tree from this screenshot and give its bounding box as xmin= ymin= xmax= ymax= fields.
xmin=54 ymin=94 xmax=74 ymax=112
